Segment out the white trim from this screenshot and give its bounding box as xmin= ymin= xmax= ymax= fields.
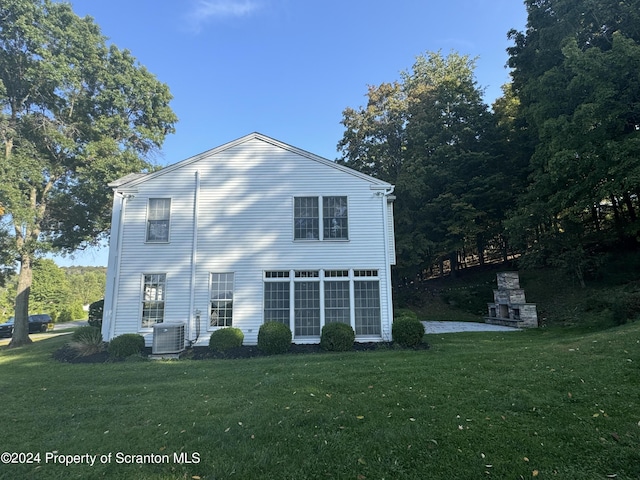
xmin=145 ymin=197 xmax=172 ymax=243
xmin=188 ymin=171 xmax=200 ymax=341
xmin=103 ymin=193 xmax=129 ymax=341
xmin=111 ymin=133 xmax=393 ymax=189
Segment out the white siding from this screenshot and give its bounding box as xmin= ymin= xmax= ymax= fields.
xmin=103 ymin=134 xmax=395 ymax=346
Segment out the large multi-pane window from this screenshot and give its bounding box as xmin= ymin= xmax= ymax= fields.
xmin=210 ymin=273 xmax=234 ymax=327
xmin=146 ymin=198 xmax=171 ymax=242
xmin=263 ymin=269 xmax=381 ymax=337
xmin=294 ymin=196 xmax=348 ymax=240
xmin=142 ymin=274 xmax=166 ymax=328
xmin=323 ymin=196 xmax=348 ymax=239
xmin=354 ymin=280 xmax=381 ymax=335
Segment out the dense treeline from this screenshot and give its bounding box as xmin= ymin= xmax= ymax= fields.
xmin=0 ymin=260 xmax=106 ymax=322
xmin=338 ymin=0 xmax=640 ymax=285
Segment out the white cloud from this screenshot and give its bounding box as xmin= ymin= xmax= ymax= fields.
xmin=186 ymin=0 xmax=261 ymax=32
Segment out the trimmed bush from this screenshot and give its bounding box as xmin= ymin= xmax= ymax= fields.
xmin=209 ymin=327 xmax=244 ymax=352
xmin=88 ymin=299 xmax=104 ymax=328
xmin=257 ymin=321 xmax=292 ymax=355
xmin=68 ymin=326 xmax=104 ymax=357
xmin=108 ymin=334 xmax=145 ymax=358
xmin=392 ymin=317 xmax=425 ymax=348
xmin=58 ymin=309 xmax=72 ymax=323
xmin=320 ymin=322 xmax=355 ymax=351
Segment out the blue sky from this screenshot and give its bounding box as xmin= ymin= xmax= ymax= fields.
xmin=56 ymin=0 xmax=527 ymax=267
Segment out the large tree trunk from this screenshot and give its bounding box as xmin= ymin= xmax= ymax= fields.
xmin=8 ymin=255 xmax=33 ymax=348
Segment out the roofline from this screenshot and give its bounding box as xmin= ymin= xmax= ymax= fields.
xmin=110 ymin=132 xmax=393 ymax=189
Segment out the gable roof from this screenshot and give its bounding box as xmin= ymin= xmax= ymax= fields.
xmin=109 ymin=132 xmax=392 ymax=189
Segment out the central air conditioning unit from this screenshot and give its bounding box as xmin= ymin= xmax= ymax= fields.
xmin=152 ymin=322 xmax=186 ymax=355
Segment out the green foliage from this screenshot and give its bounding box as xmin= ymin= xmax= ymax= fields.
xmin=57 ymin=309 xmax=72 ymax=323
xmin=392 ymin=316 xmax=425 ymax=347
xmin=208 ymin=327 xmax=244 ymax=352
xmin=440 ymin=284 xmax=494 ymax=316
xmin=69 ymin=302 xmax=85 ymax=320
xmin=257 ymin=321 xmax=292 ymax=355
xmin=108 ymin=334 xmax=146 ymax=358
xmin=88 ymin=299 xmax=104 ymax=328
xmin=68 ymin=326 xmax=104 ymax=357
xmin=339 ymin=51 xmax=513 ymax=279
xmin=320 ymin=322 xmax=355 ymax=352
xmin=506 ymin=0 xmax=640 ymax=272
xmin=65 ymin=268 xmax=107 ymax=306
xmin=0 ymin=0 xmax=176 ymax=346
xmin=393 ymin=308 xmax=418 ymax=320
xmin=30 ymin=259 xmax=71 ymax=315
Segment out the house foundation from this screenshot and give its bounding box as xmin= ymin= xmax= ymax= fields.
xmin=485 ymin=272 xmax=538 ymax=328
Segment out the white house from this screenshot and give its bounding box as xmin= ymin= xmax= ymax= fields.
xmin=101 ymin=133 xmax=396 ymax=348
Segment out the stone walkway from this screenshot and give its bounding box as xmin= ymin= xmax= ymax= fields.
xmin=422 ymin=320 xmax=521 ymax=334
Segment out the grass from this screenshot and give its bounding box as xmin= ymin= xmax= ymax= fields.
xmin=1 ymin=322 xmax=639 ymax=479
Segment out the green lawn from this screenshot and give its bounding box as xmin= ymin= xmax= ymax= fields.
xmin=1 ymin=323 xmax=639 ymax=479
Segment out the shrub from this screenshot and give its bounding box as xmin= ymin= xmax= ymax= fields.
xmin=58 ymin=309 xmax=73 ymax=323
xmin=70 ymin=302 xmax=85 ymax=320
xmin=257 ymin=321 xmax=292 ymax=355
xmin=392 ymin=317 xmax=425 ymax=347
xmin=68 ymin=326 xmax=104 ymax=357
xmin=88 ymin=299 xmax=104 ymax=327
xmin=108 ymin=334 xmax=146 ymax=358
xmin=320 ymin=322 xmax=355 ymax=351
xmin=209 ymin=327 xmax=244 ymax=352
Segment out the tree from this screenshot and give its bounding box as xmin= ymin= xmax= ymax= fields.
xmin=338 ymin=51 xmax=508 ymax=279
xmin=506 ymin=0 xmax=640 ymax=282
xmin=30 ymin=258 xmax=70 ymax=316
xmin=0 ymin=0 xmax=177 ymax=346
xmin=65 ymin=267 xmax=106 ymax=306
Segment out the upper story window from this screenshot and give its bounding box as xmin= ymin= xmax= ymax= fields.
xmin=323 ymin=196 xmax=348 ymax=239
xmin=294 ymin=197 xmax=319 ymax=240
xmin=294 ymin=196 xmax=348 ymax=241
xmin=147 ymin=198 xmax=171 ymax=242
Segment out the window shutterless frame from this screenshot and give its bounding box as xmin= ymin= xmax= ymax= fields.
xmin=293 ymin=196 xmax=348 ymax=241
xmin=210 ymin=273 xmax=234 ymax=328
xmin=146 ymin=198 xmax=171 ymax=242
xmin=141 ymin=273 xmax=167 ymax=329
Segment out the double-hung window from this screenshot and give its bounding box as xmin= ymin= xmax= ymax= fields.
xmin=142 ymin=274 xmax=166 ymax=328
xmin=210 ymin=273 xmax=234 ymax=327
xmin=294 ymin=196 xmax=348 ymax=240
xmin=147 ymin=198 xmax=171 ymax=242
xmin=323 ymin=196 xmax=348 ymax=239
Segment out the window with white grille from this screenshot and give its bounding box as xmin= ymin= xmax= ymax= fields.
xmin=142 ymin=274 xmax=166 ymax=328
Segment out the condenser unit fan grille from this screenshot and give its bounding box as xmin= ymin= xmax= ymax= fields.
xmin=152 ymin=323 xmax=185 ymax=354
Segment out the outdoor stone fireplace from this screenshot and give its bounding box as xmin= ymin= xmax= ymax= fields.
xmin=485 ymin=272 xmax=538 ymax=328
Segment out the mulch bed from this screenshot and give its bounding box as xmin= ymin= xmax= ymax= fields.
xmin=53 ymin=342 xmax=429 ymax=364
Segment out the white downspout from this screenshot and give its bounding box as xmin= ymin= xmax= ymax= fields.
xmin=188 ymin=170 xmax=201 ymax=344
xmin=380 ymin=185 xmax=395 ymax=341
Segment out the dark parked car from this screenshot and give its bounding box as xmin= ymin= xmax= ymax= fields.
xmin=0 ymin=314 xmax=53 ymax=338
